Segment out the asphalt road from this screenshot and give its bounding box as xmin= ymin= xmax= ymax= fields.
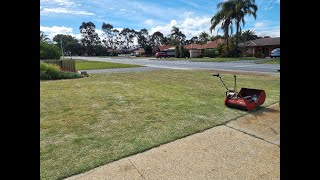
xmin=71 ymin=56 xmax=280 ymax=74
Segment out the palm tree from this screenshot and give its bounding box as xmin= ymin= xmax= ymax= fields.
xmin=240 ymin=30 xmax=258 ymax=41
xmin=209 ymin=1 xmax=234 ymax=47
xmin=170 ymin=26 xmax=186 ymax=45
xmin=232 ymin=0 xmax=258 ymax=54
xmin=40 ymin=31 xmax=50 ymax=42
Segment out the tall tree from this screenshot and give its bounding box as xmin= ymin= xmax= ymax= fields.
xmin=185 ymin=36 xmax=199 ymax=44
xmin=119 ymin=28 xmax=136 ymax=49
xmin=151 ymin=31 xmax=164 ymax=47
xmin=137 ymin=28 xmax=149 ymax=48
xmin=101 ymin=23 xmax=114 ymax=48
xmin=79 ymin=22 xmax=101 ymax=55
xmin=110 ymin=29 xmax=121 ymax=49
xmin=209 ymin=0 xmax=234 ymax=47
xmin=199 ymin=31 xmax=210 ymax=44
xmin=170 ymin=26 xmax=186 ymax=45
xmin=40 ymin=31 xmax=50 ymax=42
xmin=239 ymin=30 xmax=258 ymax=42
xmin=232 ymin=0 xmax=258 ymax=54
xmin=161 ymin=35 xmax=171 ymax=45
xmin=53 ymin=34 xmax=78 ymax=52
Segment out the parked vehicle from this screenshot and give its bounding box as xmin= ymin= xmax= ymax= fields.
xmin=270 ymin=48 xmax=280 ymax=58
xmin=156 ymin=52 xmax=169 ymax=58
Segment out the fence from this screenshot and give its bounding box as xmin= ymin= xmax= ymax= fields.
xmin=41 ymin=59 xmax=77 ymax=72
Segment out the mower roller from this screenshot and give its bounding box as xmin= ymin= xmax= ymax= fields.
xmin=212 ymin=74 xmax=266 ymax=111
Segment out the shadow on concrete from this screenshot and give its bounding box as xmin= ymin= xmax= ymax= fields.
xmin=248 ymin=106 xmax=280 ymax=117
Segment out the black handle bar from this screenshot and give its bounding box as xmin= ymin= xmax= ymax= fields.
xmin=212 ymin=74 xmax=219 ymax=77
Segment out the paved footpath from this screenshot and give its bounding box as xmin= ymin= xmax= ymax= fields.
xmin=65 ymin=103 xmax=280 ymax=180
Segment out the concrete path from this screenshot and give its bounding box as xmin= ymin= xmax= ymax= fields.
xmin=65 ymin=103 xmax=280 ymax=180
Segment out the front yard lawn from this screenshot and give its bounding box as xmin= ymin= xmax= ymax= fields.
xmin=40 ymin=70 xmax=280 ymax=180
xmin=75 ymin=59 xmax=142 ymax=70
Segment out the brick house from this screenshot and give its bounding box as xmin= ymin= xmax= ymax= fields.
xmin=155 ymin=38 xmax=225 ymax=58
xmin=239 ymin=37 xmax=280 ymax=57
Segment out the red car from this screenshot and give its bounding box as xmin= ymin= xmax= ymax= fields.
xmin=156 ymin=52 xmax=168 ymax=58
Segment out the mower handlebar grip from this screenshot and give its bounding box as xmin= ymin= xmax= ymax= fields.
xmin=212 ymin=74 xmax=219 ymax=77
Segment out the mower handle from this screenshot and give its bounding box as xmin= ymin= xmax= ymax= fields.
xmin=212 ymin=74 xmax=220 ymax=77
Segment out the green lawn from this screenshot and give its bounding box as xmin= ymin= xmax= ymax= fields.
xmin=40 ymin=70 xmax=280 ymax=180
xmin=255 ymin=58 xmax=280 ymax=64
xmin=153 ymin=57 xmax=262 ymax=62
xmin=75 ymin=60 xmax=142 ymax=70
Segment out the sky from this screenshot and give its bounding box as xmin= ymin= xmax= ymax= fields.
xmin=40 ymin=0 xmax=280 ymax=41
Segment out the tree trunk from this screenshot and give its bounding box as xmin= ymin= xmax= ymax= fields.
xmin=235 ymin=21 xmax=240 ymax=57
xmin=225 ymin=31 xmax=229 ymax=47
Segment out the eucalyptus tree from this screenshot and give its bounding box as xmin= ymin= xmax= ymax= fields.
xmin=101 ymin=23 xmax=114 ymax=48
xmin=150 ymin=31 xmax=164 ymax=47
xmin=137 ymin=28 xmax=150 ymax=48
xmin=79 ymin=22 xmax=101 ymax=55
xmin=119 ymin=28 xmax=137 ymax=49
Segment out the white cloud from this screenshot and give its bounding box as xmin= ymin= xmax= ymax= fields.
xmin=254 ymin=22 xmax=265 ymax=28
xmin=40 ymin=26 xmax=74 ymax=40
xmin=120 ymin=8 xmax=126 ymax=11
xmin=144 ymin=19 xmax=153 ymax=26
xmin=182 ymin=11 xmax=194 ymax=18
xmin=150 ymin=20 xmax=178 ymax=36
xmin=256 ymin=27 xmax=280 ymax=37
xmin=40 ymin=26 xmax=106 ymax=41
xmin=41 ymin=7 xmax=94 ymax=15
xmin=53 ymin=0 xmax=77 ymax=6
xmin=150 ymin=16 xmax=213 ymax=39
xmin=40 ymin=0 xmax=79 ymax=7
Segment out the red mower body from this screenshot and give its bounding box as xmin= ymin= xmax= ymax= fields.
xmin=225 ymin=88 xmax=266 ymax=111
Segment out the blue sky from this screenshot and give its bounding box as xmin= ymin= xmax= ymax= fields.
xmin=40 ymin=0 xmax=280 ymax=41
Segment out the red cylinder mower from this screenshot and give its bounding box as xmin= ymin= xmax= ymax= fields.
xmin=212 ymin=74 xmax=266 ymax=111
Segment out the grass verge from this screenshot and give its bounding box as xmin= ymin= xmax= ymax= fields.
xmin=40 ymin=70 xmax=279 ymax=180
xmin=255 ymin=58 xmax=280 ymax=64
xmin=151 ymin=57 xmax=262 ymax=62
xmin=75 ymin=59 xmax=143 ymax=70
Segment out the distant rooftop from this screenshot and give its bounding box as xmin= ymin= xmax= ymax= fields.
xmin=239 ymin=37 xmax=280 ymax=47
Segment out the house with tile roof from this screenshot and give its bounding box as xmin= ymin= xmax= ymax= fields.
xmin=154 ymin=38 xmax=225 ymax=58
xmin=239 ymin=37 xmax=280 ymax=57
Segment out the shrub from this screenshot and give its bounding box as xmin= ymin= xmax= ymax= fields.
xmin=204 ymin=49 xmax=218 ymax=58
xmin=40 ymin=61 xmax=61 ymax=72
xmin=40 ymin=42 xmax=61 ymax=59
xmin=57 ymin=71 xmax=82 ymax=79
xmin=254 ymin=52 xmax=262 ymax=58
xmin=40 ymin=62 xmax=83 ymax=80
xmin=217 ymin=42 xmax=236 ymax=57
